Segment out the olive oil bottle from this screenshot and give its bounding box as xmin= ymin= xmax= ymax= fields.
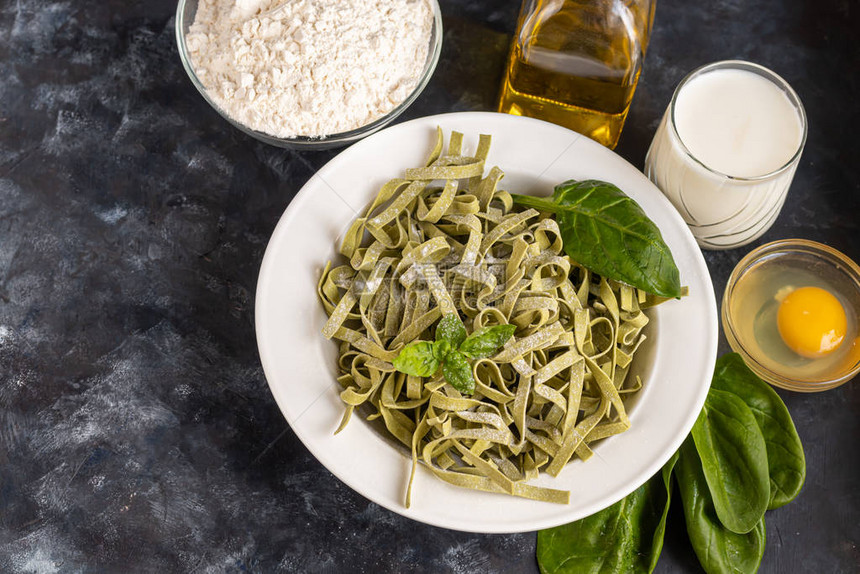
xmin=498 ymin=0 xmax=655 ymax=149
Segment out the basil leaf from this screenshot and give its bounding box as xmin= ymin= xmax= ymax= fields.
xmin=536 ymin=452 xmax=679 ymax=574
xmin=676 ymin=437 xmax=766 ymax=574
xmin=459 ymin=324 xmax=516 ymax=359
xmin=711 ymin=353 xmax=806 ymax=509
xmin=392 ymin=341 xmax=439 ymax=377
xmin=441 ymin=351 xmax=475 ymax=394
xmin=511 ymin=180 xmax=681 ymax=298
xmin=435 ymin=313 xmax=467 ymax=348
xmin=691 ymin=388 xmax=769 ymax=534
xmin=433 ymin=340 xmax=452 ymax=363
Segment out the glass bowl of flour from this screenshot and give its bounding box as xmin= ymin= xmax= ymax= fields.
xmin=176 ymin=0 xmax=443 ymax=149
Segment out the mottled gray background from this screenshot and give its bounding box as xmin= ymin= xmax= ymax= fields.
xmin=1 ymin=0 xmax=858 ymax=572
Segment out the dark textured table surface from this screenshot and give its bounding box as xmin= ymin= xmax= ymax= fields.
xmin=1 ymin=0 xmax=858 ymax=572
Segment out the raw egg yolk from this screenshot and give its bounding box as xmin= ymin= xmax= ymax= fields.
xmin=777 ymin=286 xmax=847 ymax=358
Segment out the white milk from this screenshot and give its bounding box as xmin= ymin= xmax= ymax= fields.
xmin=645 ymin=61 xmax=806 ymax=249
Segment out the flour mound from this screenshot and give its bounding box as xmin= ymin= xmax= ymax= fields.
xmin=185 ymin=0 xmax=434 ymax=138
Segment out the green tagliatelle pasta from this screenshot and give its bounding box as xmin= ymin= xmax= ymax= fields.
xmin=318 ymin=129 xmax=656 ymax=506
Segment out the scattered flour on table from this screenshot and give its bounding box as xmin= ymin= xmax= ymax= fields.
xmin=185 ymin=0 xmax=434 ymax=138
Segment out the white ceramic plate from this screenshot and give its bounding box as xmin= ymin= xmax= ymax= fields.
xmin=255 ymin=112 xmax=717 ymax=533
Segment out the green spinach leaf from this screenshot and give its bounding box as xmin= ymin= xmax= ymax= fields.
xmin=676 ymin=437 xmax=766 ymax=574
xmin=649 ymin=451 xmax=679 ymax=573
xmin=511 ymin=180 xmax=681 ymax=298
xmin=536 ymin=453 xmax=679 ymax=574
xmin=711 ymin=353 xmax=806 ymax=509
xmin=691 ymin=389 xmax=769 ymax=534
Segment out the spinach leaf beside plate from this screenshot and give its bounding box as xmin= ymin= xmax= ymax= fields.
xmin=691 ymin=388 xmax=770 ymax=534
xmin=676 ymin=436 xmax=766 ymax=574
xmin=710 ymin=353 xmax=806 ymax=509
xmin=537 ymin=352 xmax=806 ymax=574
xmin=536 ymin=452 xmax=679 ymax=574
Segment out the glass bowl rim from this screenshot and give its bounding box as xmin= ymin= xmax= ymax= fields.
xmin=721 ymin=238 xmax=860 ymax=392
xmin=174 ymin=0 xmax=444 ymax=148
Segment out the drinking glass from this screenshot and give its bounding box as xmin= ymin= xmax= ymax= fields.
xmin=645 ymin=61 xmax=807 ymax=250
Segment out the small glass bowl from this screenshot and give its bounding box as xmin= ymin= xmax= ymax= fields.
xmin=722 ymin=239 xmax=860 ymax=392
xmin=175 ymin=0 xmax=443 ymax=150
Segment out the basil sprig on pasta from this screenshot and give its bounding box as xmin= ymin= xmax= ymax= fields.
xmin=319 ymin=129 xmax=666 ymax=507
xmin=393 ymin=314 xmax=515 ymax=394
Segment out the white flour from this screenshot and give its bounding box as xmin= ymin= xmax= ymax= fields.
xmin=185 ymin=0 xmax=433 ymax=138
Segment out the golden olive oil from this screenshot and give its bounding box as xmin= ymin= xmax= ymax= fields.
xmin=498 ymin=1 xmax=654 ymax=149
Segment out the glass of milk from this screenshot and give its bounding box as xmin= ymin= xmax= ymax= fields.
xmin=645 ymin=61 xmax=807 ymax=250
